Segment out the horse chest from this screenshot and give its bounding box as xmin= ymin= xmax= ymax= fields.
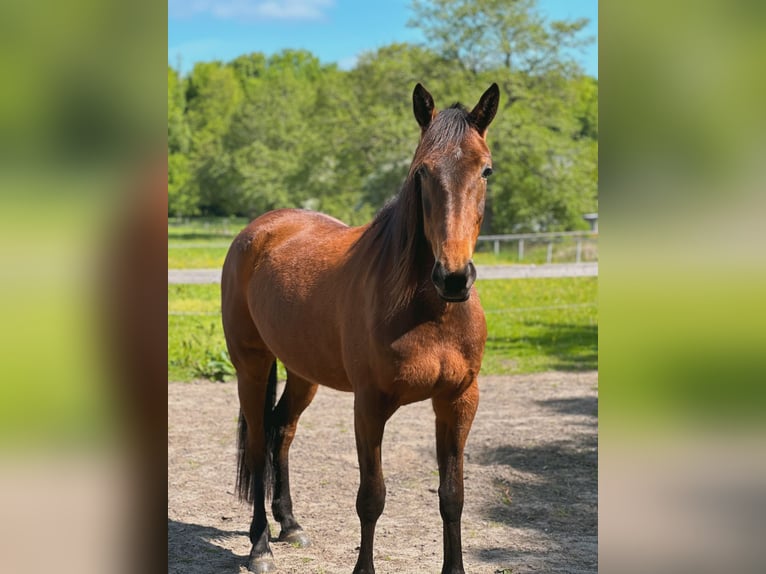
xmin=385 ymin=326 xmax=481 ymax=401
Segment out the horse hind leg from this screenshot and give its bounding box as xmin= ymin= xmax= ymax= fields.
xmin=235 ymin=353 xmax=279 ymax=573
xmin=270 ymin=371 xmax=318 ymax=547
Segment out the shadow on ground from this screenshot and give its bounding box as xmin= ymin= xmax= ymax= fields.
xmin=470 ymin=393 xmax=597 ymax=570
xmin=537 ymin=395 xmax=598 ymax=419
xmin=476 ymin=439 xmax=597 ymax=530
xmin=168 ymin=519 xmax=246 ymax=573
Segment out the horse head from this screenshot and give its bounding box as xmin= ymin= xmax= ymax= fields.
xmin=411 ymin=83 xmax=500 ymax=302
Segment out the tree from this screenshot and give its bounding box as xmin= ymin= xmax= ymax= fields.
xmin=168 ymin=66 xmax=190 ymax=154
xmin=228 ymin=52 xmax=267 ymax=83
xmin=573 ymin=76 xmax=598 ymax=140
xmin=168 ymin=152 xmax=196 ymax=217
xmin=483 ymin=71 xmax=598 ymax=232
xmin=168 ymin=66 xmax=195 ymax=216
xmin=222 ymin=50 xmax=349 ymax=218
xmin=183 ymin=62 xmax=243 ymax=215
xmin=409 ymin=0 xmax=591 ymax=76
xmin=166 ymin=4 xmax=597 ymax=232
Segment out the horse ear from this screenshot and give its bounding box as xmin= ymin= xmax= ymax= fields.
xmin=469 ymin=83 xmax=500 ymax=137
xmin=413 ymin=83 xmax=435 ymax=131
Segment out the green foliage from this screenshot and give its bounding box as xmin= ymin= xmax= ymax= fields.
xmin=168 ymin=316 xmax=227 ymax=381
xmin=166 ymin=1 xmax=597 ymax=233
xmin=168 ymin=152 xmax=197 ymax=216
xmin=168 ymin=66 xmax=190 ymax=154
xmin=194 ymin=349 xmax=236 ymax=382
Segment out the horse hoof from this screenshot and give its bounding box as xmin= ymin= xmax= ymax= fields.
xmin=279 ymin=528 xmax=311 ymax=548
xmin=247 ymin=554 xmax=277 ymax=573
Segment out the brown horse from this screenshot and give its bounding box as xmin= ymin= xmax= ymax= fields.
xmin=221 ymin=82 xmax=499 ymax=574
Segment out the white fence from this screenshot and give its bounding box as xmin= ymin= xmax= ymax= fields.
xmin=475 ymin=231 xmax=598 ymax=264
xmin=169 ymin=227 xmax=599 ymax=266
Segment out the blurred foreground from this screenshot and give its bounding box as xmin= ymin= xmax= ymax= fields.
xmin=601 ymin=0 xmax=766 ymax=572
xmin=0 ymin=1 xmax=765 ymax=573
xmin=0 ymin=1 xmax=166 ymax=572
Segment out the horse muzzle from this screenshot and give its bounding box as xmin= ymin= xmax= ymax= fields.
xmin=431 ymin=260 xmax=476 ymax=302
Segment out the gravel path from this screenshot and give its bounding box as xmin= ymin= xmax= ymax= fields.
xmin=168 ymin=263 xmax=597 ymax=284
xmin=168 ymin=371 xmax=598 ymax=574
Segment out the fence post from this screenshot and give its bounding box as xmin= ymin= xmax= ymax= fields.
xmin=494 ymin=239 xmax=500 ymax=256
xmin=547 ymin=242 xmax=553 ymax=264
xmin=576 ymin=238 xmax=582 ymax=263
xmin=518 ymin=239 xmax=524 ymax=261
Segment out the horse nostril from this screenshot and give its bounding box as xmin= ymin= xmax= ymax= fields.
xmin=465 ymin=260 xmax=477 ymax=286
xmin=432 ymin=260 xmax=475 ymax=300
xmin=431 ymin=261 xmax=446 ymax=289
xmin=444 ymin=271 xmax=468 ymax=293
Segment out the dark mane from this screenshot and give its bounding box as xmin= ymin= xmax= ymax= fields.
xmin=355 ymin=104 xmax=473 ymax=318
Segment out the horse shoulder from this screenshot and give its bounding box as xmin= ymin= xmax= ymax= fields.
xmin=364 ymin=301 xmax=484 ymax=403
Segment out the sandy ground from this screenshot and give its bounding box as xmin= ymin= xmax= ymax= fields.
xmin=168 ymin=371 xmax=597 ymax=574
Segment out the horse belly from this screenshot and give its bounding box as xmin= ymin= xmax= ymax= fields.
xmin=247 ymin=267 xmax=353 ymax=392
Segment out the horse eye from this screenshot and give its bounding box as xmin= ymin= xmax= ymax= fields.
xmin=482 ymin=167 xmax=493 ymax=179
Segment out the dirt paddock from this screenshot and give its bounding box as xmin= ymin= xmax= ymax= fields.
xmin=168 ymin=371 xmax=597 ymax=573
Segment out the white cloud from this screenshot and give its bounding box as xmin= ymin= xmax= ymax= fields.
xmin=337 ymin=54 xmax=359 ymax=71
xmin=169 ymin=0 xmax=335 ymax=21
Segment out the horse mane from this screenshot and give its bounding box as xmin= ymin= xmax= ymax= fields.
xmin=355 ymin=104 xmax=473 ymax=319
xmin=359 ymin=176 xmax=424 ymax=319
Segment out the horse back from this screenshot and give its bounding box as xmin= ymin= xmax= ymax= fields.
xmin=222 ymin=209 xmax=363 ymax=390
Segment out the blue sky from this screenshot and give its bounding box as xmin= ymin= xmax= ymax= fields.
xmin=168 ymin=0 xmax=598 ymax=77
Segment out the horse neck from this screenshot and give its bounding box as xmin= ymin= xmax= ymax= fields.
xmin=359 ymin=177 xmax=435 ymax=319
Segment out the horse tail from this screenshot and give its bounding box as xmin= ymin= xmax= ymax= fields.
xmin=236 ymin=360 xmax=278 ymax=503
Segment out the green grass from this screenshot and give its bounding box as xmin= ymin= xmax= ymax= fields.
xmin=479 ymin=277 xmax=597 ymax=374
xmin=168 ymin=283 xmax=221 ymax=314
xmin=167 ymin=217 xmax=245 ymax=269
xmin=168 ymin=245 xmax=228 ymax=270
xmin=168 ymin=277 xmax=597 ymax=382
xmin=168 ymin=216 xmax=249 ymax=240
xmin=169 ymin=284 xmax=230 ymax=381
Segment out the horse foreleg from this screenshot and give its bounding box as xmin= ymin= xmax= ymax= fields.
xmin=352 ymin=393 xmax=393 ymax=574
xmin=270 ymin=371 xmax=317 ymax=547
xmin=432 ymin=380 xmax=479 ymax=574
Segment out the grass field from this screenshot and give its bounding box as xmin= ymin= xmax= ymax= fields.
xmin=168 ymin=277 xmax=597 ymax=382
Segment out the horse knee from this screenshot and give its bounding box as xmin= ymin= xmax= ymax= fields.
xmin=356 ymin=480 xmax=386 ymax=523
xmin=438 ymin=483 xmax=463 ymax=523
